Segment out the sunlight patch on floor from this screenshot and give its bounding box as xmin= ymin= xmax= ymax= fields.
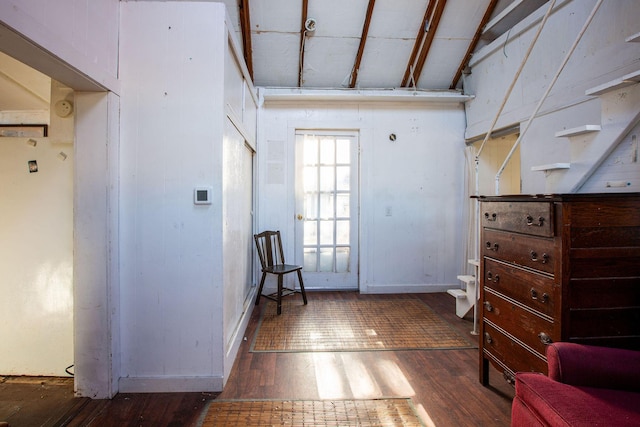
xmin=341 ymin=353 xmax=381 ymax=399
xmin=373 ymin=359 xmax=415 ymax=397
xmin=313 ymin=353 xmax=348 ymax=399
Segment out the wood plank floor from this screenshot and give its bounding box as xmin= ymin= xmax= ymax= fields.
xmin=0 ymin=292 xmax=513 ymax=426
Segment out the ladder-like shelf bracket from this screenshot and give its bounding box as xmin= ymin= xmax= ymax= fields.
xmin=586 ymin=70 xmax=640 ymax=96
xmin=555 ymin=125 xmax=601 ymax=137
xmin=531 ymin=163 xmax=570 ymax=172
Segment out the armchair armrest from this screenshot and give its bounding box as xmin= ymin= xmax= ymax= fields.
xmin=547 ymin=342 xmax=640 ymax=392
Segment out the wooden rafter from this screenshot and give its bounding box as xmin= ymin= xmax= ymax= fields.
xmin=298 ymin=0 xmax=309 ymax=87
xmin=449 ymin=0 xmax=498 ymax=89
xmin=405 ymin=0 xmax=447 ymax=88
xmin=238 ymin=0 xmax=253 ymax=80
xmin=400 ymin=0 xmax=436 ymax=87
xmin=349 ymin=0 xmax=376 ymax=88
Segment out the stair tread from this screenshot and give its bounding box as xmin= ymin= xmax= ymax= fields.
xmin=456 ymin=275 xmax=476 ymax=284
xmin=447 ymin=289 xmax=467 ymax=299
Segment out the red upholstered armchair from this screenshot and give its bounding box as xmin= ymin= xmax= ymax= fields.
xmin=511 ymin=342 xmax=640 ymax=426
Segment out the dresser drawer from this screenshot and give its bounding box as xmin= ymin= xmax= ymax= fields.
xmin=482 ymin=321 xmax=548 ymax=375
xmin=483 ymin=258 xmax=557 ymax=318
xmin=481 ymin=201 xmax=554 ymax=237
xmin=483 ymin=229 xmax=555 ymax=275
xmin=483 ymin=289 xmax=558 ymax=356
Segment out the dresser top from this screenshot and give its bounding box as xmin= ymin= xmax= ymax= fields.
xmin=475 ymin=193 xmax=640 ymax=202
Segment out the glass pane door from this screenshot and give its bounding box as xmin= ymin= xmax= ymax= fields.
xmin=295 ymin=131 xmax=358 ymax=290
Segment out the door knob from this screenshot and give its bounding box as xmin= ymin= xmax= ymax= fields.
xmin=297 ymin=214 xmax=303 ymax=220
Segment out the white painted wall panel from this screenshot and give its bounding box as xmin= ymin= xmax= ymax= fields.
xmin=0 ymin=0 xmax=119 ymax=90
xmin=74 ymin=91 xmax=120 ymax=398
xmin=225 ymin=44 xmax=244 ymax=121
xmin=464 ymin=0 xmax=640 ymax=194
xmin=0 ymin=135 xmax=73 ymax=376
xmin=119 ymin=1 xmax=227 ymax=392
xmin=222 ymin=118 xmax=253 ymax=355
xmin=580 ymin=122 xmax=640 ymax=193
xmin=259 ymin=98 xmax=466 ymax=293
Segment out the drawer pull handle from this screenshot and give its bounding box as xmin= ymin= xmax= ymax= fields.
xmin=485 ymin=241 xmax=499 ymax=251
xmin=484 ymin=332 xmax=492 ymax=344
xmin=526 ymin=215 xmax=545 ymax=227
xmin=530 ymin=288 xmax=549 ymax=303
xmin=538 ymin=332 xmax=553 ymax=345
xmin=487 ymin=272 xmax=500 ymax=283
xmin=484 ymin=212 xmax=497 ymax=221
xmin=503 ymin=371 xmax=515 ymax=385
xmin=530 ymin=251 xmax=549 ymax=264
xmin=484 ymin=301 xmax=493 ymax=312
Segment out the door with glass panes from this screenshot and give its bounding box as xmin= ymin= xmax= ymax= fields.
xmin=295 ymin=131 xmax=358 ymax=289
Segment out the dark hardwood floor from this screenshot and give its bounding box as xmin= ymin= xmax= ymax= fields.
xmin=0 ymin=292 xmax=513 ymax=426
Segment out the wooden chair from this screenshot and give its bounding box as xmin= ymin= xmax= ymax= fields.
xmin=254 ymin=230 xmax=307 ymax=315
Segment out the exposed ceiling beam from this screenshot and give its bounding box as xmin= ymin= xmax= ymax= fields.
xmin=298 ymin=0 xmax=309 ymax=87
xmin=238 ymin=0 xmax=253 ymax=80
xmin=406 ymin=0 xmax=447 ymax=88
xmin=349 ymin=0 xmax=376 ymax=88
xmin=400 ymin=0 xmax=436 ymax=88
xmin=449 ymin=0 xmax=499 ymax=89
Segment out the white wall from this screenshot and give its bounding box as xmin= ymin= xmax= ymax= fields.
xmin=1 ymin=0 xmax=121 ymax=398
xmin=119 ymin=1 xmax=256 ymax=392
xmin=74 ymin=91 xmax=121 ymax=398
xmin=0 ymin=106 xmax=74 ymax=376
xmin=259 ymin=97 xmax=467 ymax=293
xmin=580 ymin=121 xmax=640 ymax=192
xmin=222 ymin=27 xmax=258 ymax=382
xmin=464 ymin=0 xmax=640 ymax=194
xmin=0 ymin=0 xmax=120 ymax=91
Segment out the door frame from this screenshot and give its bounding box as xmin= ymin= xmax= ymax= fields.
xmin=292 ymin=128 xmax=361 ymax=291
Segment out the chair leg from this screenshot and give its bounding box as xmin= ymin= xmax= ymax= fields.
xmin=297 ymin=270 xmax=307 ymax=305
xmin=277 ymin=274 xmax=283 ymax=315
xmin=255 ymin=272 xmax=267 ymax=306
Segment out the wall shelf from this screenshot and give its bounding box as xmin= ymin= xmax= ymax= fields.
xmin=555 ymin=125 xmax=601 ymax=137
xmin=586 ymin=70 xmax=640 ymax=96
xmin=531 ymin=163 xmax=570 ymax=172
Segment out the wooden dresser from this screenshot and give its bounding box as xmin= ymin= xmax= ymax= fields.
xmin=478 ymin=193 xmax=640 ymax=386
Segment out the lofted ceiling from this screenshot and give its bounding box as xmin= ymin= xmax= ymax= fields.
xmin=220 ymin=0 xmax=548 ymax=90
xmin=0 ymin=0 xmax=549 ymax=113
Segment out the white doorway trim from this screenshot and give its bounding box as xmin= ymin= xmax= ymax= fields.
xmin=0 ymin=24 xmax=120 ymax=398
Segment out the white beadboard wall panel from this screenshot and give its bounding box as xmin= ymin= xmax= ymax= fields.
xmin=259 ymin=97 xmax=466 ymax=294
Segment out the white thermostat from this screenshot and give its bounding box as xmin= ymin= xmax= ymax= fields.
xmin=194 ymin=187 xmax=212 ymax=205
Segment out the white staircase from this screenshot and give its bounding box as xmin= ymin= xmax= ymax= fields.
xmin=447 ymin=259 xmax=479 ymax=319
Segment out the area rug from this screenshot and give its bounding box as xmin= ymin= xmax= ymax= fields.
xmin=199 ymin=398 xmax=424 ymax=426
xmin=251 ymin=299 xmax=474 ymax=352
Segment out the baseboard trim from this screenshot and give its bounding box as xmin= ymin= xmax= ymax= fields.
xmin=118 ymin=376 xmax=223 ymax=393
xmin=360 ymin=284 xmax=455 ymax=294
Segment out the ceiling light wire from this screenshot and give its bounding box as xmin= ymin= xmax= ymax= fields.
xmin=299 ymin=29 xmax=308 ymax=85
